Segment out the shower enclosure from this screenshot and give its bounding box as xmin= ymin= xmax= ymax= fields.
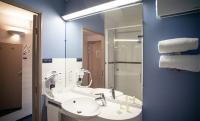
xmin=105 ymin=25 xmax=143 ymax=100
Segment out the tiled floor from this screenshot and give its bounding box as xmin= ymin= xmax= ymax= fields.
xmin=0 ymin=108 xmax=21 ymax=117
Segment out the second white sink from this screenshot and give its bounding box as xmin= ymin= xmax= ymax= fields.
xmin=98 ymin=101 xmax=142 ymax=121
xmin=62 ymin=97 xmax=100 ymax=119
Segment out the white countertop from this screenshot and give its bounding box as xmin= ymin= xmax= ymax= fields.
xmin=45 ymin=87 xmax=142 ymax=121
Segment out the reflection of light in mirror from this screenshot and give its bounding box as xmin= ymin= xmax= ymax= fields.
xmin=114 ymin=39 xmax=141 ymax=42
xmin=62 ymin=0 xmax=140 ymax=21
xmin=11 ymin=34 xmax=20 ymax=42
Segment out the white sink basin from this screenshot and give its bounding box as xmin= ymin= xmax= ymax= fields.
xmin=72 ymin=87 xmax=94 ymax=94
xmin=62 ymin=97 xmax=100 ymax=119
xmin=93 ymin=88 xmax=124 ymax=98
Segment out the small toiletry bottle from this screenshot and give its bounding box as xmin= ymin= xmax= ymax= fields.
xmin=119 ymin=101 xmax=124 ymax=110
xmin=117 ymin=102 xmax=123 ymax=114
xmin=132 ymin=96 xmax=135 ymax=104
xmin=125 ymin=95 xmax=130 ymax=112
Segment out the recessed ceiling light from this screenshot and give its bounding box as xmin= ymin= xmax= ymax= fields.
xmin=7 ymin=30 xmax=25 ymax=36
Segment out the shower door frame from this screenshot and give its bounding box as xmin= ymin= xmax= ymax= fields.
xmin=105 ymin=24 xmax=144 ymax=100
xmin=0 ymin=0 xmax=42 ymax=121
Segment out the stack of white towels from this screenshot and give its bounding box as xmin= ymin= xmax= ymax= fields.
xmin=158 ymin=38 xmax=200 ymax=72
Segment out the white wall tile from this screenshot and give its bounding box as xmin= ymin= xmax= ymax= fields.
xmin=42 ymin=58 xmax=82 ymax=93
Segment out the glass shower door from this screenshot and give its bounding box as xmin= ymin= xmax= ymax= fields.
xmin=106 ymin=26 xmax=143 ymax=100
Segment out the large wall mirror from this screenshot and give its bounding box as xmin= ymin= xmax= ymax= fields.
xmin=65 ymin=3 xmax=143 ymax=101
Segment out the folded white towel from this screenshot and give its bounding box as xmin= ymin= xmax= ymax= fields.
xmin=158 ymin=38 xmax=198 ymax=53
xmin=159 ymin=55 xmax=200 ymax=72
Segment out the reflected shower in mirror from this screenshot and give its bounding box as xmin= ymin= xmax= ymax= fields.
xmin=65 ymin=4 xmax=143 ymax=101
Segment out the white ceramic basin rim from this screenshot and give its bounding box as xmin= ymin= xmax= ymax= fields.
xmin=62 ymin=97 xmax=100 ymax=119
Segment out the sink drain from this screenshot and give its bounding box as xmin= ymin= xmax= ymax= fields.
xmin=77 ymin=110 xmax=82 ymax=114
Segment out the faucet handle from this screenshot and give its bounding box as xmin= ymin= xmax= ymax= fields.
xmin=95 ymin=93 xmax=104 ymax=96
xmin=95 ymin=93 xmax=106 ymax=106
xmin=50 ymin=84 xmax=55 ymax=90
xmin=95 ymin=93 xmax=105 ymax=100
xmin=111 ymin=88 xmax=115 ymax=99
xmin=51 ymin=71 xmax=57 ymax=75
xmin=95 ymin=93 xmax=103 ymax=95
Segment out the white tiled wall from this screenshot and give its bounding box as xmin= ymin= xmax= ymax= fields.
xmin=42 ymin=58 xmax=66 ymax=92
xmin=65 ymin=58 xmax=82 ymax=87
xmin=42 ymin=58 xmax=82 ymax=93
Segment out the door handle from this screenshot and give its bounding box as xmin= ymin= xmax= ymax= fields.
xmin=18 ymin=71 xmax=22 ymax=75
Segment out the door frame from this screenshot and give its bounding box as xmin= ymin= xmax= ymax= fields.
xmin=82 ymin=28 xmax=105 ymax=87
xmin=0 ymin=1 xmax=42 ymax=121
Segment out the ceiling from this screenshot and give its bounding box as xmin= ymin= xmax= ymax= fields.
xmin=0 ymin=1 xmax=35 ymax=30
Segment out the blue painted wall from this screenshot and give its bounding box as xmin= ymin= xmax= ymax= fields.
xmin=7 ymin=0 xmax=66 ymax=58
xmin=143 ymin=0 xmax=200 ymax=121
xmin=64 ymin=0 xmax=113 ymax=14
xmin=65 ymin=14 xmax=104 ymax=58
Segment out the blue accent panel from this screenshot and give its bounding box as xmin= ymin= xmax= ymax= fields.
xmin=42 ymin=58 xmax=53 ymax=63
xmin=65 ymin=14 xmax=104 ymax=58
xmin=65 ymin=22 xmax=82 ymax=58
xmin=9 ymin=0 xmax=66 ymax=58
xmin=143 ymin=0 xmax=200 ymax=121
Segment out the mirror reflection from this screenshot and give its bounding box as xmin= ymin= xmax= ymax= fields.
xmin=65 ymin=4 xmax=143 ymax=101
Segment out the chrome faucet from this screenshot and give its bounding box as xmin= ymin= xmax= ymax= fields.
xmin=95 ymin=93 xmax=107 ymax=106
xmin=44 ymin=71 xmax=60 ymax=98
xmin=45 ymin=71 xmax=58 ymax=90
xmin=111 ymin=88 xmax=115 ymax=99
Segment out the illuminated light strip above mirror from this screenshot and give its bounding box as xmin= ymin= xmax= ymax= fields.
xmin=62 ymin=0 xmax=141 ymax=21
